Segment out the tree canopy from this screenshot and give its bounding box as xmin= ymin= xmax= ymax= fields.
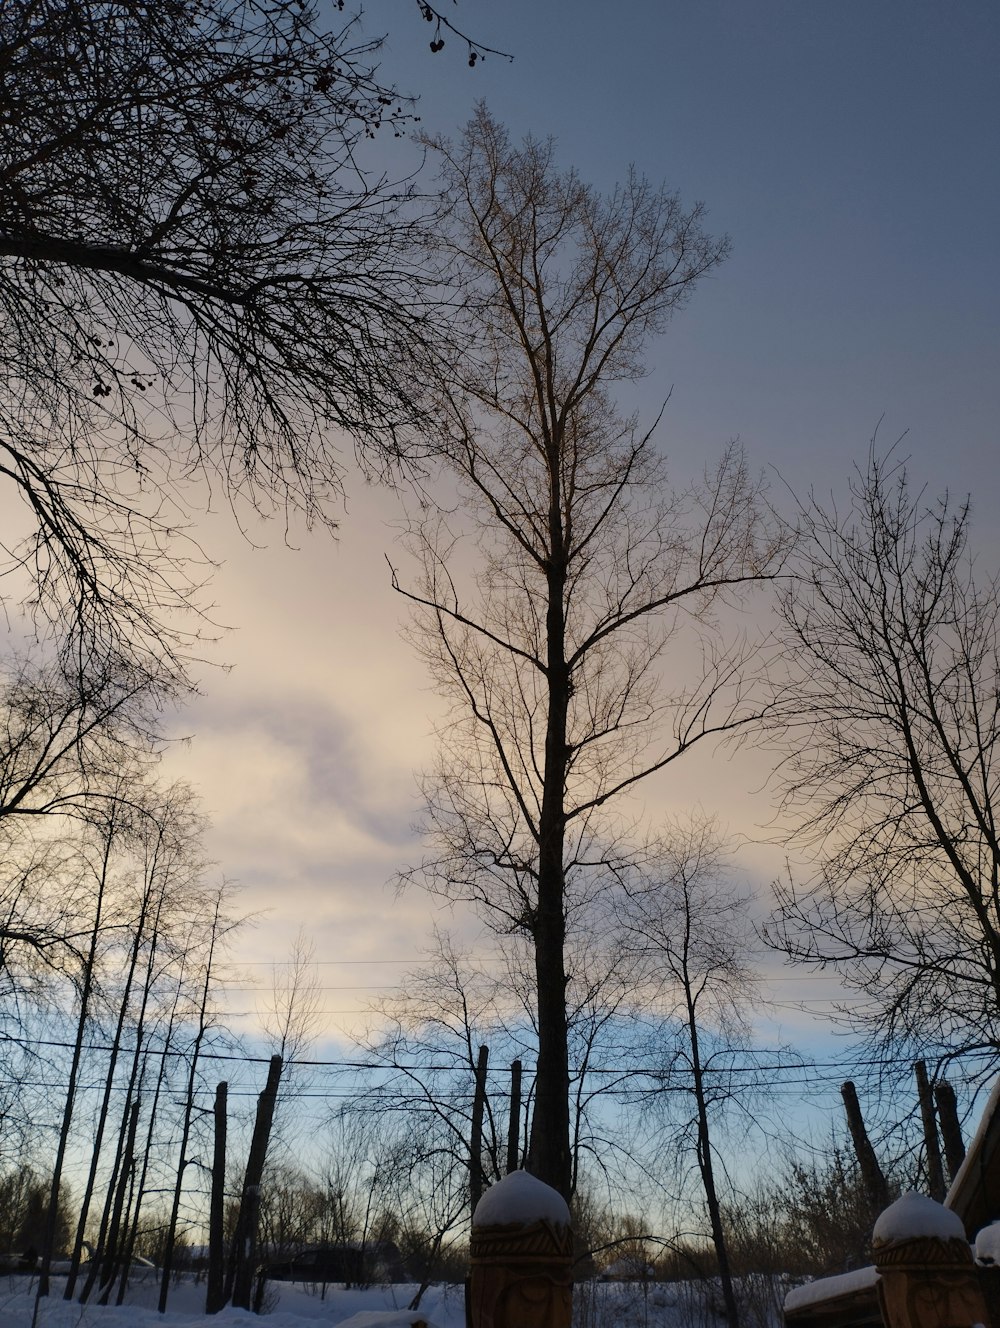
xmin=1 ymin=0 xmax=440 ymax=686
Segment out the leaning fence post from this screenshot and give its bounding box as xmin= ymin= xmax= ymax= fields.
xmin=873 ymin=1191 xmax=991 ymax=1328
xmin=468 ymin=1169 xmax=573 ymax=1328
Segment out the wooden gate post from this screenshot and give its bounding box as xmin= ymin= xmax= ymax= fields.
xmin=467 ymin=1170 xmax=573 ymax=1328
xmin=873 ymin=1191 xmax=991 ymax=1328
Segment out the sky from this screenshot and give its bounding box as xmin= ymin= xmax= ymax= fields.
xmin=143 ymin=0 xmax=1000 ymax=1111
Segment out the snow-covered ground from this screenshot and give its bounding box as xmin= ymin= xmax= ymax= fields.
xmin=0 ymin=1278 xmax=464 ymax=1328
xmin=0 ymin=1273 xmax=773 ymax=1328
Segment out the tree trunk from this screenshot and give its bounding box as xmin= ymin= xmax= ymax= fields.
xmin=159 ymin=893 xmax=226 ymax=1314
xmin=80 ymin=892 xmax=166 ymax=1304
xmin=528 ymin=521 xmax=573 ymax=1199
xmin=112 ymin=1022 xmax=173 ymax=1298
xmin=228 ymin=1055 xmax=283 ymax=1311
xmin=687 ymin=1009 xmax=740 ymax=1328
xmin=36 ymin=834 xmax=111 ymax=1301
xmin=65 ymin=888 xmax=150 ymax=1299
xmin=96 ymin=1097 xmax=140 ymax=1304
xmin=934 ymin=1080 xmax=966 ymax=1182
xmin=841 ymin=1081 xmax=890 ymax=1211
xmin=914 ymin=1061 xmax=946 ymax=1201
xmin=206 ymin=1082 xmax=228 ymax=1315
xmin=78 ymin=1089 xmax=131 ymax=1305
xmin=470 ymin=1044 xmax=489 ymax=1216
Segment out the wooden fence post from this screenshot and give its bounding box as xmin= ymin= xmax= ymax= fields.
xmin=470 ymin=1045 xmax=489 ymax=1218
xmin=841 ymin=1080 xmax=890 ymax=1211
xmin=934 ymin=1080 xmax=966 ymax=1183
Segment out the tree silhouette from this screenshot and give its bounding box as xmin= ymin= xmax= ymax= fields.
xmin=768 ymin=450 xmax=1000 ymax=1068
xmin=394 ymin=107 xmax=785 ymax=1198
xmin=1 ymin=0 xmax=441 ymax=685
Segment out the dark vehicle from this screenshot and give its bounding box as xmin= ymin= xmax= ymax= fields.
xmin=266 ymin=1241 xmax=406 ymax=1285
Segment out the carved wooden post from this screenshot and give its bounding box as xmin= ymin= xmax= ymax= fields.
xmin=873 ymin=1191 xmax=991 ymax=1328
xmin=468 ymin=1169 xmax=573 ymax=1328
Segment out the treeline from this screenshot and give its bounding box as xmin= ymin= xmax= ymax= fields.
xmin=0 ymin=759 xmax=241 ymax=1306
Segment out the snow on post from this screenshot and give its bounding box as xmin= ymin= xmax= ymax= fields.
xmin=975 ymin=1219 xmax=1000 ymax=1265
xmin=873 ymin=1191 xmax=966 ymax=1246
xmin=472 ymin=1168 xmax=571 ymax=1230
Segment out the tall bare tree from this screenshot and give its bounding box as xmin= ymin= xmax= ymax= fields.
xmin=393 ymin=107 xmax=785 ymax=1197
xmin=0 ymin=655 xmax=163 ymax=1050
xmin=768 ymin=450 xmax=1000 ymax=1067
xmin=257 ymin=928 xmax=323 ymax=1158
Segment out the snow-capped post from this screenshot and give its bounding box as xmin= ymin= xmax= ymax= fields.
xmin=975 ymin=1220 xmax=1000 ymax=1323
xmin=468 ymin=1169 xmax=573 ymax=1328
xmin=872 ymin=1191 xmax=990 ymax=1328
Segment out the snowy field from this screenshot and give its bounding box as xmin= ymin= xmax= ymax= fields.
xmin=0 ymin=1277 xmax=464 ymax=1328
xmin=0 ymin=1273 xmax=770 ymax=1328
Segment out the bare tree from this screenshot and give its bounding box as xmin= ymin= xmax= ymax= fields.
xmin=0 ymin=657 xmax=159 ymax=825
xmin=358 ymin=922 xmax=648 ymax=1220
xmin=393 ymin=107 xmax=785 ymax=1197
xmin=256 ymin=928 xmax=323 ymax=1158
xmin=35 ymin=803 xmax=122 ymax=1300
xmin=767 ymin=450 xmax=1000 ymax=1068
xmin=0 ymin=652 xmax=168 ymax=1037
xmin=0 ymin=0 xmax=444 ymax=687
xmin=618 ymin=819 xmax=768 ymax=1328
xmin=0 ymin=824 xmax=92 ymax=999
xmin=358 ymin=932 xmax=510 ymax=1200
xmin=65 ymin=782 xmax=208 ymax=1299
xmin=159 ymin=884 xmax=238 ymax=1313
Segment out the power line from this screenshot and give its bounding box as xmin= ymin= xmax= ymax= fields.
xmin=5 ymin=1030 xmax=993 ymax=1079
